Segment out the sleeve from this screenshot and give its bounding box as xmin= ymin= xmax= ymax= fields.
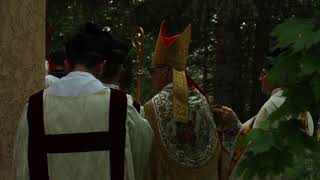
xmin=124 ymin=120 xmax=135 ymax=180
xmin=139 ymin=106 xmax=145 ymax=118
xmin=252 ymin=105 xmax=270 ymax=129
xmin=12 ymin=104 xmax=30 ymax=180
xmin=307 ymin=112 xmax=314 ymax=136
xmin=125 ymin=94 xmax=145 ymax=118
xmin=253 ymin=95 xmax=284 ymax=129
xmin=126 ymin=97 xmax=154 ymax=180
xmin=221 ymin=122 xmax=243 ymax=151
xmin=45 ymin=75 xmax=59 ymax=88
xmin=142 ymin=101 xmax=157 ymax=180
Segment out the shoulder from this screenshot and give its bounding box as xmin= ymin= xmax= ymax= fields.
xmin=46 ymin=74 xmax=59 ymax=81
xmin=143 ymin=90 xmax=169 ymax=114
xmin=143 ymin=99 xmax=154 ymax=111
xmin=45 ymin=75 xmax=59 ymax=88
xmin=125 ymin=94 xmax=150 ymax=128
xmin=110 ymin=88 xmax=127 ymax=98
xmin=261 ymin=93 xmax=286 ymax=115
xmin=188 ymin=88 xmax=211 ymax=111
xmin=109 ymin=89 xmax=128 ymax=109
xmin=127 ymin=101 xmax=153 ymax=138
xmin=143 ymin=99 xmax=155 ymax=121
xmin=253 ymin=93 xmax=286 ymax=128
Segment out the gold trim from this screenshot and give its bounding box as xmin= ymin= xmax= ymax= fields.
xmin=173 ymin=68 xmax=189 ymax=123
xmin=144 ymin=100 xmax=221 ymax=180
xmin=151 ymin=21 xmax=191 ymax=71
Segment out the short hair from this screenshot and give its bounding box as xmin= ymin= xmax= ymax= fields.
xmin=75 ymin=22 xmax=129 ymax=78
xmin=102 ymin=40 xmax=128 ymax=79
xmin=65 ymin=24 xmax=106 ymax=68
xmin=102 ymin=41 xmax=128 ymax=79
xmin=103 ymin=63 xmax=122 ymax=79
xmin=48 ymin=48 xmax=65 ymax=66
xmin=92 ymin=27 xmax=129 ymax=64
xmin=77 ymin=23 xmax=129 ymax=66
xmin=262 ymin=58 xmax=273 ymax=71
xmin=263 ymin=46 xmax=289 ymax=71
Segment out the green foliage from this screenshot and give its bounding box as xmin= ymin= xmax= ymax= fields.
xmin=238 ymin=118 xmax=319 ymax=179
xmin=46 ymin=0 xmax=219 ymax=103
xmin=237 ymin=5 xmax=320 ymax=179
xmin=47 ymin=0 xmax=135 ymax=50
xmin=46 ymin=0 xmax=320 ymax=178
xmin=272 ymin=18 xmax=320 ymax=52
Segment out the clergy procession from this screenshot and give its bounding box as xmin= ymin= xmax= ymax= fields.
xmin=8 ymin=19 xmax=315 ymax=180
xmin=3 ymin=0 xmax=320 ymax=179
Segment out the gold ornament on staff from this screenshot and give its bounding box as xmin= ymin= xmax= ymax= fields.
xmin=132 ymin=27 xmax=145 ymax=104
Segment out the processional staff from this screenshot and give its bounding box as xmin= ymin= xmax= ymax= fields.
xmin=132 ymin=27 xmax=145 ymax=104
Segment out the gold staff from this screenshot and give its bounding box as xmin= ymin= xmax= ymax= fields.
xmin=132 ymin=27 xmax=144 ymax=104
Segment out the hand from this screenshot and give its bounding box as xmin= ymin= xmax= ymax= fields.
xmin=212 ymin=105 xmax=241 ymax=127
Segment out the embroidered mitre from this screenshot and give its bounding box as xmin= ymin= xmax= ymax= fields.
xmin=152 ymin=21 xmax=191 ymax=123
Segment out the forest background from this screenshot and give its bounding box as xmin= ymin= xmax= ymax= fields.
xmin=46 ymin=0 xmax=314 ymax=121
xmin=47 ymin=0 xmax=320 ymax=178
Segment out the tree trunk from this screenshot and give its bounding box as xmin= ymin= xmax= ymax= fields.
xmin=248 ymin=0 xmax=273 ymax=117
xmin=214 ymin=15 xmax=245 ymax=120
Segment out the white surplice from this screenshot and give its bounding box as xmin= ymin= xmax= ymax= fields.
xmin=229 ymin=88 xmax=314 ymax=180
xmin=13 ymin=71 xmax=153 ymax=180
xmin=45 ymin=75 xmax=60 ymax=88
xmin=102 ymin=83 xmax=145 ymax=118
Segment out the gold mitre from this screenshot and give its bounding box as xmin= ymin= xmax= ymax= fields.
xmin=152 ymin=21 xmax=191 ymax=70
xmin=152 ymin=21 xmax=191 ymax=123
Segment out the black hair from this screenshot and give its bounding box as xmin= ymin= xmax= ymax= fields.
xmin=103 ymin=63 xmax=123 ymax=79
xmin=97 ymin=30 xmax=129 ymax=64
xmin=48 ymin=48 xmax=65 ymax=66
xmin=102 ymin=38 xmax=129 ymax=79
xmin=72 ymin=22 xmax=129 ymax=78
xmin=263 ymin=46 xmax=289 ymax=71
xmin=262 ymin=58 xmax=273 ymax=71
xmin=65 ymin=23 xmax=106 ymax=68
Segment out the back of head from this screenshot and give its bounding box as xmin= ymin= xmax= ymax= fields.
xmin=263 ymin=46 xmax=289 ymax=71
xmin=259 ymin=46 xmax=289 ymax=95
xmin=48 ymin=48 xmax=65 ymax=66
xmin=94 ymin=28 xmax=129 ymax=78
xmin=102 ymin=39 xmax=129 ymax=80
xmin=80 ymin=22 xmax=129 ymax=64
xmin=77 ymin=23 xmax=129 ymax=79
xmin=65 ymin=23 xmax=106 ymax=68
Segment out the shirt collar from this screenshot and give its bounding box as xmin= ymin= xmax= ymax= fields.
xmin=271 ymin=88 xmax=282 ymax=96
xmin=103 ymin=83 xmax=120 ymax=90
xmin=46 ymin=71 xmax=106 ymax=96
xmin=162 ymin=83 xmax=173 ymax=91
xmin=66 ymin=71 xmax=96 ymax=78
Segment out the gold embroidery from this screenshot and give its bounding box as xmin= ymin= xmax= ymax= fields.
xmin=144 ymin=90 xmax=221 ymax=180
xmin=151 ymin=21 xmax=192 ymax=124
xmin=173 ymin=69 xmax=189 ymax=123
xmin=151 ymin=22 xmax=191 ymax=71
